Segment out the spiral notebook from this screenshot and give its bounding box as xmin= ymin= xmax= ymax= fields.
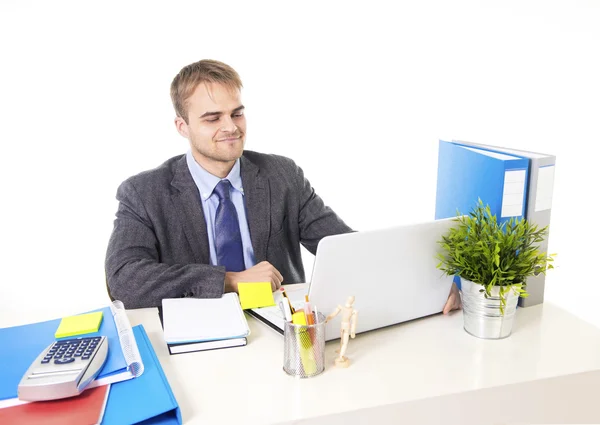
xmin=0 ymin=301 xmax=144 ymax=409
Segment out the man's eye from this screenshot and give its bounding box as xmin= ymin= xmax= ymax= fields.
xmin=233 ymin=112 xmax=244 ymax=118
xmin=206 ymin=117 xmax=220 ymax=123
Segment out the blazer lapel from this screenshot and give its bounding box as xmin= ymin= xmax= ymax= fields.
xmin=170 ymin=156 xmax=210 ymax=264
xmin=241 ymin=155 xmax=270 ymax=264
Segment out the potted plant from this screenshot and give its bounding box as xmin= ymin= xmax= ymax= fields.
xmin=436 ymin=199 xmax=555 ymax=339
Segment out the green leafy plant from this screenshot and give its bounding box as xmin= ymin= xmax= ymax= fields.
xmin=436 ymin=199 xmax=555 ymax=313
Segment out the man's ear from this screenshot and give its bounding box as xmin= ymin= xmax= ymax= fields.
xmin=174 ymin=116 xmax=190 ymax=139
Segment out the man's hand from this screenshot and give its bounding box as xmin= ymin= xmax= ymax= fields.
xmin=224 ymin=261 xmax=284 ymax=293
xmin=443 ymin=282 xmax=462 ymax=315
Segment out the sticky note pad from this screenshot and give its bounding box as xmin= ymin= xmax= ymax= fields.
xmin=55 ymin=311 xmax=104 ymax=339
xmin=238 ymin=282 xmax=276 ymax=310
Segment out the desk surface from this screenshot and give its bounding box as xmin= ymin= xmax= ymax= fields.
xmin=126 ymin=302 xmax=600 ymax=424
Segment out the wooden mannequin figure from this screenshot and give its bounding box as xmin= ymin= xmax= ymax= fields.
xmin=326 ymin=296 xmax=358 ymax=368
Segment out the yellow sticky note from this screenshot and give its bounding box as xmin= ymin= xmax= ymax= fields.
xmin=55 ymin=311 xmax=103 ymax=339
xmin=238 ymin=282 xmax=276 ymax=310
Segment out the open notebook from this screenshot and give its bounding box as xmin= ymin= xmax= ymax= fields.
xmin=247 ymin=284 xmax=308 ymax=335
xmin=160 ymin=293 xmax=250 ymax=355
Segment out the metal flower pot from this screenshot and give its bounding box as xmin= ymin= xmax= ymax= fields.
xmin=460 ymin=278 xmax=520 ymax=339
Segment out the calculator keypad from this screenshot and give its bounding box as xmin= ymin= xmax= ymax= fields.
xmin=43 ymin=337 xmax=102 ymax=365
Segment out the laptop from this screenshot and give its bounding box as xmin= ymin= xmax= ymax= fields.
xmin=247 ymin=217 xmax=458 ymax=341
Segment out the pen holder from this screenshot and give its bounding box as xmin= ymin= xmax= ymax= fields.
xmin=283 ymin=312 xmax=326 ymax=378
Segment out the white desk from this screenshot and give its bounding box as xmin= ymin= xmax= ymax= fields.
xmin=127 ymin=302 xmax=600 ymax=424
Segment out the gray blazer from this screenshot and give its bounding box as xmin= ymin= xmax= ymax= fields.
xmin=105 ymin=151 xmax=353 ymax=308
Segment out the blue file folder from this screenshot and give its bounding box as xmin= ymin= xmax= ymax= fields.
xmin=435 ymin=140 xmax=530 ymax=290
xmin=435 ymin=140 xmax=530 ymax=226
xmin=449 ymin=139 xmax=556 ymax=307
xmin=0 ymin=306 xmax=129 ymax=401
xmin=102 ymin=325 xmax=181 ymax=425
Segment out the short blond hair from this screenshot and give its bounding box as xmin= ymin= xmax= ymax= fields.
xmin=170 ymin=59 xmax=243 ymax=123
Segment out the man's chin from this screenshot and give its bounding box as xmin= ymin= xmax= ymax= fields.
xmin=191 ymin=142 xmax=244 ymax=164
xmin=215 ymin=146 xmax=244 ymax=163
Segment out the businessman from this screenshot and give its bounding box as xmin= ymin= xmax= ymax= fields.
xmin=105 ymin=59 xmax=461 ymax=313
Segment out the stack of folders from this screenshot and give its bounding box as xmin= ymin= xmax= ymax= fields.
xmin=160 ymin=293 xmax=250 ymax=355
xmin=0 ymin=303 xmax=181 ymax=424
xmin=0 ymin=302 xmax=142 ymax=409
xmin=435 ymin=139 xmax=556 ymax=307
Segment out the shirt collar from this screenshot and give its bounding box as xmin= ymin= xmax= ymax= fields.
xmin=186 ymin=150 xmax=244 ymax=201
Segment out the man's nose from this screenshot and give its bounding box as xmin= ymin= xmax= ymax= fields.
xmin=220 ymin=116 xmax=238 ymax=133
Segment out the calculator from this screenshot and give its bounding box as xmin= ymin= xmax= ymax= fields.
xmin=18 ymin=336 xmax=108 ymax=401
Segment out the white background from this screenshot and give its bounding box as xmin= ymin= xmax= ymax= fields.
xmin=0 ymin=0 xmax=598 ymax=327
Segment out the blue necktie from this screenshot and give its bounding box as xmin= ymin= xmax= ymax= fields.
xmin=214 ymin=179 xmax=245 ymax=272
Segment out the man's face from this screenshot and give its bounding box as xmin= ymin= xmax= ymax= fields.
xmin=176 ymin=82 xmax=246 ymax=172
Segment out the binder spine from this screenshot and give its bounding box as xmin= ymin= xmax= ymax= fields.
xmin=110 ymin=301 xmax=144 ymax=377
xmin=519 ymin=158 xmax=555 ymax=307
xmin=135 ymin=325 xmax=182 ymax=424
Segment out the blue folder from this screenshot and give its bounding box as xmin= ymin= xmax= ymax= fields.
xmin=0 ymin=306 xmax=129 ymax=401
xmin=102 ymin=325 xmax=181 ymax=425
xmin=435 ymin=140 xmax=530 ymax=226
xmin=435 ymin=140 xmax=530 ymax=290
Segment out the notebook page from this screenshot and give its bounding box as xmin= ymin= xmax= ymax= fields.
xmin=162 ymin=293 xmax=249 ymax=344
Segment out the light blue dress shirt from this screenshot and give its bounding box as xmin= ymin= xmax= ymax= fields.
xmin=185 ymin=151 xmax=256 ymax=269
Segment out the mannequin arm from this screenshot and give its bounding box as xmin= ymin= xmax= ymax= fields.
xmin=350 ymin=310 xmax=358 ymax=338
xmin=326 ymin=305 xmax=342 ymax=323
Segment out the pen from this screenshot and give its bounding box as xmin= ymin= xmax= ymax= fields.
xmin=280 ymin=300 xmax=292 ymax=322
xmin=280 ymin=287 xmax=296 ymax=314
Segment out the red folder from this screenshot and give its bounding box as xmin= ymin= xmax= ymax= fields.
xmin=0 ymin=384 xmax=109 ymax=425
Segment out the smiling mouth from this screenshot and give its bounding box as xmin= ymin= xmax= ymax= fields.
xmin=216 ymin=136 xmax=242 ymax=143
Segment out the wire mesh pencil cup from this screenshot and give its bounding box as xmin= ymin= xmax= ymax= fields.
xmin=283 ymin=312 xmax=326 ymax=378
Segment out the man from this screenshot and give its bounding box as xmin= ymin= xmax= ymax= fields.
xmin=105 ymin=59 xmax=461 ymax=313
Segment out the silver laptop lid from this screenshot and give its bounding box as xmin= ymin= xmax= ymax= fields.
xmin=308 ymin=217 xmax=457 ymax=340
